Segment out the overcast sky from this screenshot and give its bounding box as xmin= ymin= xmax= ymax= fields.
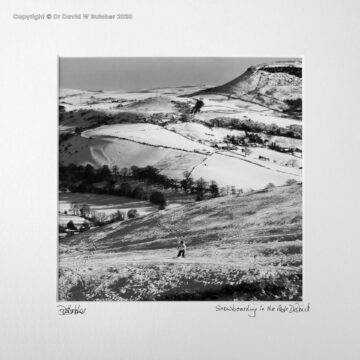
xmin=59 ymin=57 xmax=300 ymax=91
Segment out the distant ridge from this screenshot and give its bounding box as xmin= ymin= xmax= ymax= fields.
xmin=188 ymin=60 xmax=302 ymax=114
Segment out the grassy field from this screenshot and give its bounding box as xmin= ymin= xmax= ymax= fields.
xmin=59 ymin=192 xmax=158 ymax=218
xmin=59 ymin=213 xmax=90 ymax=227
xmin=58 ymin=183 xmax=302 ymax=301
xmin=59 ymin=190 xmax=195 ymax=218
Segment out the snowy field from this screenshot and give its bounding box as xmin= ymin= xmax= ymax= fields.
xmin=82 ymin=123 xmax=214 ymax=153
xmin=231 ymin=147 xmax=302 ymax=168
xmin=165 ymin=122 xmax=246 ymax=144
xmin=60 ymin=127 xmax=301 ymax=189
xmin=59 ymin=136 xmax=207 ymax=179
xmin=60 ymin=87 xmax=301 ymax=129
xmin=59 ymin=213 xmax=90 ymax=227
xmin=59 ymin=71 xmax=302 ymax=190
xmin=191 ymin=153 xmax=299 ymax=189
xmin=59 ymin=184 xmax=302 ymax=301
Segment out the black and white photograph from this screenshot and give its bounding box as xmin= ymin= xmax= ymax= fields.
xmin=58 ymin=57 xmax=303 ymax=301
xmin=3 ymin=0 xmax=360 ymax=359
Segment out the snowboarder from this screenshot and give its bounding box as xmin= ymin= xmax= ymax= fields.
xmin=90 ymin=241 xmax=97 ymax=255
xmin=177 ymin=240 xmax=186 ymax=258
xmin=191 ymin=98 xmax=205 ymax=114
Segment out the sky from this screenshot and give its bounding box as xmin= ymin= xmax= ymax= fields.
xmin=59 ymin=57 xmax=300 ymax=91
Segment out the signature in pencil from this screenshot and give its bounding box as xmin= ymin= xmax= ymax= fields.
xmin=57 ymin=304 xmax=87 ymax=315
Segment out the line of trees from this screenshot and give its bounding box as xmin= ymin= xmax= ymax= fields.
xmin=59 ymin=164 xmax=243 ymax=205
xmin=268 ymin=142 xmax=295 ymax=154
xmin=209 ymin=117 xmax=302 ymax=139
xmin=222 ymin=133 xmax=301 ymax=155
xmin=284 ymin=98 xmax=302 ymax=117
xmin=225 ymin=132 xmax=265 ymax=146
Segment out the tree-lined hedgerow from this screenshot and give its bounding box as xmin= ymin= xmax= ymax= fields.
xmin=59 ymin=164 xmax=240 ymax=204
xmin=284 ymin=98 xmax=302 ymax=117
xmin=209 ymin=117 xmax=302 ymax=139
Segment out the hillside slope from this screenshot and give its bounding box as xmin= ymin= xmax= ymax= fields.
xmin=59 ymin=183 xmax=302 ymax=301
xmin=59 ymin=135 xmax=207 ymax=180
xmin=191 ymin=61 xmax=302 ymax=113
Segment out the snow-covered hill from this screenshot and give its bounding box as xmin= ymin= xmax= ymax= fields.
xmin=59 ymin=60 xmax=302 ymax=192
xmin=59 ymin=183 xmax=302 ymax=301
xmin=190 ymin=60 xmax=302 ymax=113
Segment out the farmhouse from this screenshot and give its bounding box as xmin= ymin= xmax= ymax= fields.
xmin=215 ymin=142 xmax=229 ymax=150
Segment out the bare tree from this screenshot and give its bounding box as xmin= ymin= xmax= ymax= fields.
xmin=79 ymin=204 xmax=91 ymax=218
xmin=112 ymin=165 xmax=120 ymax=176
xmin=70 ymin=202 xmax=80 ymax=216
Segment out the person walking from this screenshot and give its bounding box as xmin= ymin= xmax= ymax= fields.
xmin=177 ymin=240 xmax=186 ymax=258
